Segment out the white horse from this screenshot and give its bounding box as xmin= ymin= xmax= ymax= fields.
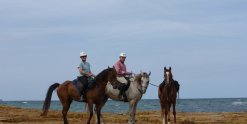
xmin=97 ymin=71 xmax=151 ymax=124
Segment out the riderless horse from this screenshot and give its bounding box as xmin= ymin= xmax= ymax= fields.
xmin=40 ymin=67 xmax=117 ymax=124
xmin=158 ymin=67 xmax=179 ymax=124
xmin=95 ymin=71 xmax=151 ymax=124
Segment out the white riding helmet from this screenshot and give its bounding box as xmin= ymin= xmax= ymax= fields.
xmin=80 ymin=51 xmax=87 ymax=57
xmin=119 ymin=52 xmax=126 ymax=57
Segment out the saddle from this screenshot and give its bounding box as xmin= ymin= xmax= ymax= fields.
xmin=113 ymin=77 xmax=131 ymax=102
xmin=73 ymin=76 xmax=96 ymax=97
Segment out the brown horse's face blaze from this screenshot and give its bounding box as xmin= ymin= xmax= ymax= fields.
xmin=164 ymin=67 xmax=172 ymax=82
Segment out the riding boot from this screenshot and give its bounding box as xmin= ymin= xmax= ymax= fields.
xmin=76 ymin=80 xmax=84 ymax=95
xmin=77 ymin=76 xmax=88 ymax=101
xmin=118 ymin=77 xmax=130 ymax=101
xmin=118 ymin=83 xmax=126 ymax=99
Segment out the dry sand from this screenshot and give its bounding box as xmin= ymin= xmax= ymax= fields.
xmin=0 ymin=105 xmax=247 ymax=124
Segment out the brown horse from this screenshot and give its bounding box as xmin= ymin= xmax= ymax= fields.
xmin=158 ymin=67 xmax=179 ymax=124
xmin=40 ymin=67 xmax=117 ymax=124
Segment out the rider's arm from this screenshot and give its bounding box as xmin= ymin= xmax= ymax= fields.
xmin=78 ymin=67 xmax=87 ymax=75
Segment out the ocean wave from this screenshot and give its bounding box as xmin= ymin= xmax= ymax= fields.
xmin=232 ymin=101 xmax=247 ymax=105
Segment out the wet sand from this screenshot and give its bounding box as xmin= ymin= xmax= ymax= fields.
xmin=0 ymin=105 xmax=247 ymax=124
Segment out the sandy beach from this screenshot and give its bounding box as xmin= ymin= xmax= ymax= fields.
xmin=0 ymin=105 xmax=246 ymax=124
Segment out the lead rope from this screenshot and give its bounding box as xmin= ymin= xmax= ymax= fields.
xmin=149 ymin=83 xmax=159 ymax=87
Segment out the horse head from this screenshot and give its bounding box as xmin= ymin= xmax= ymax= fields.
xmin=106 ymin=66 xmax=118 ymax=84
xmin=134 ymin=71 xmax=151 ymax=94
xmin=164 ymin=66 xmax=173 ymax=83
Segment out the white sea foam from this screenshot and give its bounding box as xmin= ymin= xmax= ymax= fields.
xmin=232 ymin=101 xmax=247 ymax=105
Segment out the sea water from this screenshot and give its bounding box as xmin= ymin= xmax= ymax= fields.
xmin=1 ymin=98 xmax=247 ymax=113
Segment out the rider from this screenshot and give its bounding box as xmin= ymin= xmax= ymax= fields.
xmin=113 ymin=52 xmax=132 ymax=100
xmin=77 ymin=51 xmax=95 ymax=101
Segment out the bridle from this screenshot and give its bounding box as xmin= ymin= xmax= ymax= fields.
xmin=136 ymin=74 xmax=149 ymax=94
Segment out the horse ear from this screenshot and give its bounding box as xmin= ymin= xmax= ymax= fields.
xmin=164 ymin=67 xmax=166 ymax=70
xmin=169 ymin=67 xmax=171 ymax=70
xmin=148 ymin=71 xmax=151 ymax=76
xmin=112 ymin=66 xmax=116 ymax=71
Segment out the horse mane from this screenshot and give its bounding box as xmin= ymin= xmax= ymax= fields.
xmin=134 ymin=72 xmax=149 ymax=85
xmin=134 ymin=74 xmax=141 ymax=83
xmin=95 ymin=68 xmax=110 ymax=84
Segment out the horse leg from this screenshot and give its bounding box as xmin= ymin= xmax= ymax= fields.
xmin=162 ymin=101 xmax=169 ymax=124
xmin=128 ymin=100 xmax=137 ymax=124
xmin=98 ymin=96 xmax=108 ymax=124
xmin=94 ymin=109 xmax=105 ymax=124
xmin=87 ymin=102 xmax=94 ymax=124
xmin=164 ymin=106 xmax=168 ymax=124
xmin=173 ymin=103 xmax=177 ymax=124
xmin=131 ymin=101 xmax=138 ymax=124
xmin=159 ymin=100 xmax=167 ymax=124
xmin=61 ymin=99 xmax=72 ymax=124
xmin=95 ymin=103 xmax=105 ymax=124
xmin=169 ymin=102 xmax=173 ymax=123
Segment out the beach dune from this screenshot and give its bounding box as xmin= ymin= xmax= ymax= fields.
xmin=0 ymin=105 xmax=247 ymax=124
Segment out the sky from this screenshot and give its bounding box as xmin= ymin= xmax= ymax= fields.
xmin=0 ymin=0 xmax=246 ymax=101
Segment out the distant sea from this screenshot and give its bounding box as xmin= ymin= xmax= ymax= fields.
xmin=1 ymin=98 xmax=247 ymax=113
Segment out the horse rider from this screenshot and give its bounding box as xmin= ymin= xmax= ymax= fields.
xmin=75 ymin=51 xmax=95 ymax=101
xmin=113 ymin=52 xmax=132 ymax=100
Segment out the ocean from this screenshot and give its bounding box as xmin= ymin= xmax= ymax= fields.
xmin=1 ymin=98 xmax=247 ymax=113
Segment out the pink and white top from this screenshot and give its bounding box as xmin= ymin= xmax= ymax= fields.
xmin=114 ymin=60 xmax=127 ymax=76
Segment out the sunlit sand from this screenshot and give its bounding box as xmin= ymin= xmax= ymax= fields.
xmin=1 ymin=105 xmax=246 ymax=124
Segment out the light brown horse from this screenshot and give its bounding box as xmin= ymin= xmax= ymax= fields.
xmin=158 ymin=67 xmax=179 ymax=124
xmin=40 ymin=67 xmax=117 ymax=124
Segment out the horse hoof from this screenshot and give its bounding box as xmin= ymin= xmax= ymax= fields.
xmin=127 ymin=120 xmax=135 ymax=124
xmin=40 ymin=112 xmax=47 ymax=117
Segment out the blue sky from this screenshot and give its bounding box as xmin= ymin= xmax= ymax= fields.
xmin=0 ymin=0 xmax=246 ymax=100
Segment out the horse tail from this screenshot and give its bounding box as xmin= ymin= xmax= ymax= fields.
xmin=176 ymin=81 xmax=180 ymax=104
xmin=40 ymin=83 xmax=60 ymax=116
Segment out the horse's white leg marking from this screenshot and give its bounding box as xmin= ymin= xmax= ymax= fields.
xmin=163 ymin=116 xmax=165 ymax=124
xmin=131 ymin=101 xmax=138 ymax=124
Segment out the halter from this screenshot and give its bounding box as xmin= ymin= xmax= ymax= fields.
xmin=137 ymin=87 xmax=143 ymax=94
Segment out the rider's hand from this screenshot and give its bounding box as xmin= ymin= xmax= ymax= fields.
xmin=87 ymin=72 xmax=93 ymax=77
xmin=126 ymin=72 xmax=132 ymax=75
